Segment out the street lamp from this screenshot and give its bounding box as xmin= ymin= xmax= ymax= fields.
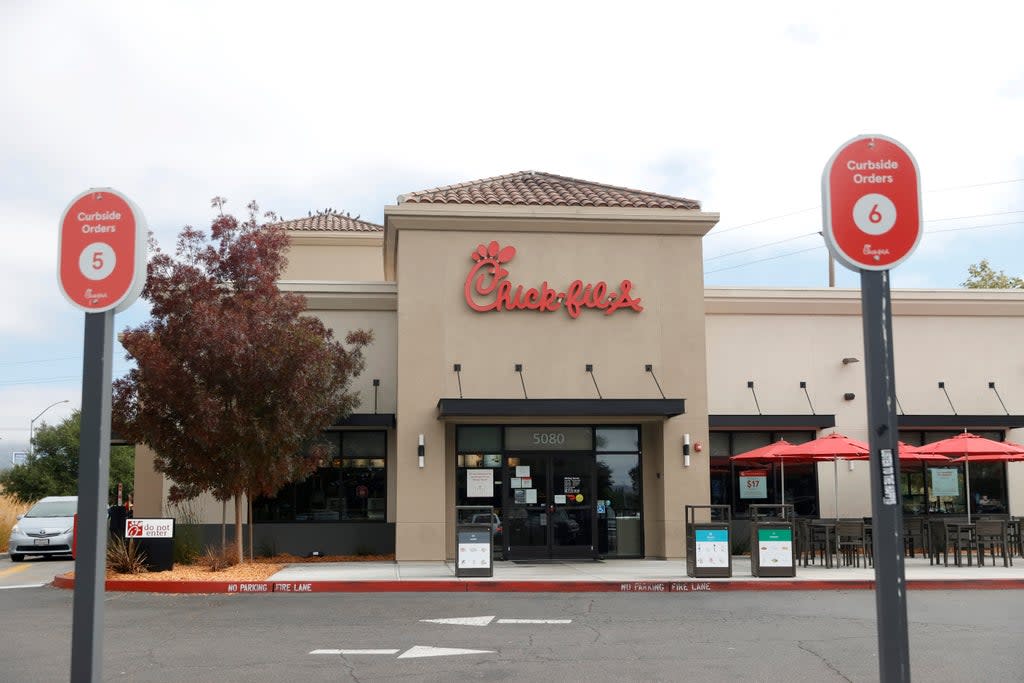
xmin=29 ymin=400 xmax=70 ymax=456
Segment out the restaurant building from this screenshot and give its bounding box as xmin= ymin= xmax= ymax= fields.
xmin=133 ymin=171 xmax=1024 ymax=560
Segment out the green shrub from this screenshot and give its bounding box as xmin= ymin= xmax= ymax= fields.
xmin=202 ymin=544 xmax=239 ymax=571
xmin=167 ymin=500 xmax=201 ymax=565
xmin=107 ymin=536 xmax=149 ymax=574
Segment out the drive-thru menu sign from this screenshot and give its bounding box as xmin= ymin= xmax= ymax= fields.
xmin=822 ymin=135 xmax=921 ymax=271
xmin=58 ymin=188 xmax=147 ymax=312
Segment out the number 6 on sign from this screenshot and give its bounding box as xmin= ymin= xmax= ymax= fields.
xmin=853 ymin=194 xmax=897 ymax=235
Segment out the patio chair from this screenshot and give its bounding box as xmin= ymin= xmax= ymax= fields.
xmin=903 ymin=517 xmax=927 ymax=558
xmin=975 ymin=519 xmax=1012 ymax=567
xmin=836 ymin=519 xmax=870 ymax=567
xmin=928 ymin=519 xmax=950 ymax=566
xmin=797 ymin=519 xmax=832 ymax=567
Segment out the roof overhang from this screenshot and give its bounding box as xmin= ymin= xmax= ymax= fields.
xmin=329 ymin=413 xmax=396 ymax=428
xmin=437 ymin=398 xmax=684 ymax=420
xmin=709 ymin=414 xmax=837 ymax=431
xmin=897 ymin=415 xmax=1024 ymax=430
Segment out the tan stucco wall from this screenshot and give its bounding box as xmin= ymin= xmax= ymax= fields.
xmin=389 ymin=205 xmax=718 ymax=560
xmin=282 ymin=233 xmax=384 ymax=282
xmin=706 ymin=287 xmax=1024 ymax=517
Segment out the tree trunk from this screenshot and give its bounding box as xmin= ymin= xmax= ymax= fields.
xmin=234 ymin=494 xmax=243 ymax=563
xmin=247 ymin=494 xmax=254 ymax=562
xmin=221 ymin=499 xmax=227 ymax=550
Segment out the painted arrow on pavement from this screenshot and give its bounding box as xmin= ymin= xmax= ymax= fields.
xmin=310 ymin=646 xmax=493 ymax=659
xmin=420 ymin=615 xmax=572 ymax=626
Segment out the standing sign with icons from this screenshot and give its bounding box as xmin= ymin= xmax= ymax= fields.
xmin=60 ymin=188 xmax=147 ymax=683
xmin=822 ymin=135 xmax=916 ymax=683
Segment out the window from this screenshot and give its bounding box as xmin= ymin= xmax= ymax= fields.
xmin=900 ymin=430 xmax=1007 ymax=516
xmin=709 ymin=430 xmax=817 ymax=517
xmin=254 ymin=431 xmax=387 ymax=522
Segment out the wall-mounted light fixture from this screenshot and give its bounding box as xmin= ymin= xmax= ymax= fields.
xmin=842 ymin=357 xmax=860 ymax=365
xmin=848 ymin=459 xmax=855 ymax=472
xmin=418 ymin=434 xmax=425 ymax=468
xmin=683 ymin=433 xmax=691 ymax=467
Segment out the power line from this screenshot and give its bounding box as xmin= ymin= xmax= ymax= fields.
xmin=705 ymin=212 xmax=1024 ymax=266
xmin=706 ymin=178 xmax=1024 ymax=239
xmin=705 ymin=246 xmax=821 ymax=274
xmin=706 ymin=220 xmax=1024 ymax=274
xmin=0 ymin=376 xmax=79 ymax=387
xmin=705 ymin=231 xmax=820 ymax=262
xmin=0 ymin=356 xmax=79 ymax=366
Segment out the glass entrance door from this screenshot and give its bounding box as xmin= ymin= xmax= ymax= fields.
xmin=504 ymin=452 xmax=596 ymax=560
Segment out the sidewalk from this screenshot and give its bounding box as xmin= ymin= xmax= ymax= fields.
xmin=51 ymin=555 xmax=1024 ymax=594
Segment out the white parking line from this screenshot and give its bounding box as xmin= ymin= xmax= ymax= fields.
xmin=496 ymin=619 xmax=572 ymax=624
xmin=310 ymin=649 xmax=399 ymax=655
xmin=0 ymin=584 xmax=46 ymax=590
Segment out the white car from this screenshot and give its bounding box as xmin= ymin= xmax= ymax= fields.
xmin=8 ymin=495 xmax=77 ymax=562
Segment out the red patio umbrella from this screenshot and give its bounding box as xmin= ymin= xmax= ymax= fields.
xmin=729 ymin=439 xmax=800 ymax=505
xmin=915 ymin=432 xmax=1024 ymax=522
xmin=896 ymin=441 xmax=950 ymax=464
xmin=778 ymin=433 xmax=870 ymax=519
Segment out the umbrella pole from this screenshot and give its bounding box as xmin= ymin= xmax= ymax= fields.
xmin=834 ymin=456 xmax=840 ymax=521
xmin=781 ymin=459 xmax=785 ymax=505
xmin=964 ymin=457 xmax=972 ymax=524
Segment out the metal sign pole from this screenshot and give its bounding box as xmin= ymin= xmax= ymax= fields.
xmin=70 ymin=310 xmax=113 ymax=683
xmin=860 ymin=269 xmax=911 ymax=683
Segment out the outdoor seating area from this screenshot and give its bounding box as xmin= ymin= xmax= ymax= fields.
xmin=724 ymin=431 xmax=1024 ymax=573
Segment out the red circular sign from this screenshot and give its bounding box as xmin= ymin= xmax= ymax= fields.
xmin=822 ymin=135 xmax=921 ymax=271
xmin=58 ymin=188 xmax=147 ymax=312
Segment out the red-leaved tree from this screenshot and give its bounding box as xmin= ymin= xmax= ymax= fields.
xmin=113 ymin=199 xmax=371 ymax=562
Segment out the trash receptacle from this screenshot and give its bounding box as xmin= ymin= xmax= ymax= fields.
xmin=750 ymin=504 xmax=796 ymax=578
xmin=126 ymin=518 xmax=175 ymax=572
xmin=455 ymin=505 xmax=494 ymax=578
xmin=685 ymin=504 xmax=732 ymax=578
xmin=108 ymin=504 xmax=129 ymax=538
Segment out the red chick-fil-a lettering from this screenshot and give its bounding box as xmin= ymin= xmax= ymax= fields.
xmin=464 ymin=241 xmax=643 ymax=318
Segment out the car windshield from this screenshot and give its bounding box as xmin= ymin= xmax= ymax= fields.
xmin=25 ymin=500 xmax=76 ymax=517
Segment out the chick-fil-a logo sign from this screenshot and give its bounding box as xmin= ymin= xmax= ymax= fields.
xmin=464 ymin=241 xmax=643 ymax=319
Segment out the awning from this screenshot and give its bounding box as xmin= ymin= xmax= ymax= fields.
xmin=709 ymin=414 xmax=836 ymax=430
xmin=437 ymin=398 xmax=684 ymax=419
xmin=897 ymin=414 xmax=1024 ymax=430
xmin=330 ymin=413 xmax=397 ymax=428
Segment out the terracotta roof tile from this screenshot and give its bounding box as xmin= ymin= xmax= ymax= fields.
xmin=276 ymin=212 xmax=382 ymax=233
xmin=398 ymin=171 xmax=700 ymax=210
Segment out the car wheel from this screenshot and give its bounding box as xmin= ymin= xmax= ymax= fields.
xmin=10 ymin=554 xmax=25 ymax=562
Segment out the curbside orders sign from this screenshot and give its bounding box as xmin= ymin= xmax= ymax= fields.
xmin=58 ymin=188 xmax=147 ymax=312
xmin=125 ymin=518 xmax=174 ymax=538
xmin=822 ymin=135 xmax=921 ymax=271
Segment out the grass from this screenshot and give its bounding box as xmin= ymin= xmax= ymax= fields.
xmin=0 ymin=493 xmax=31 ymax=553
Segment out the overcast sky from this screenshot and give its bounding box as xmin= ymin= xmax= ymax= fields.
xmin=2 ymin=1 xmax=1023 ymax=463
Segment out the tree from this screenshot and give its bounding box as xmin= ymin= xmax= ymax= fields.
xmin=962 ymin=259 xmax=1024 ymax=289
xmin=112 ymin=199 xmax=370 ymax=562
xmin=0 ymin=411 xmax=134 ymax=504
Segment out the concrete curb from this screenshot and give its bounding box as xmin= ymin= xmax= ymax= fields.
xmin=50 ymin=574 xmax=1024 ymax=594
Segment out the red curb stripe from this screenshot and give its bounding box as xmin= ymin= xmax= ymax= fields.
xmin=50 ymin=576 xmax=1024 ymax=593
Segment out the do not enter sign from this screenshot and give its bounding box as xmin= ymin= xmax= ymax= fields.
xmin=822 ymin=135 xmax=921 ymax=271
xmin=58 ymin=188 xmax=147 ymax=312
